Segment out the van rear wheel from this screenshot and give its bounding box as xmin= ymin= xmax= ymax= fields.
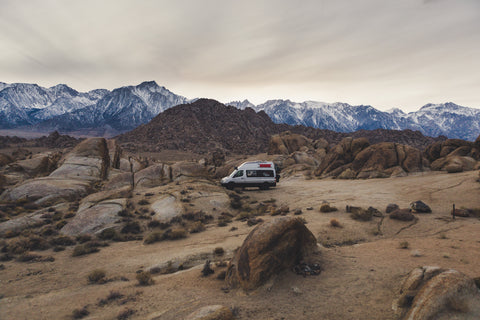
xmin=260 ymin=183 xmax=270 ymax=190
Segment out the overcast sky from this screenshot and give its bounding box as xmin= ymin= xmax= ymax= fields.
xmin=1 ymin=0 xmax=479 ymax=111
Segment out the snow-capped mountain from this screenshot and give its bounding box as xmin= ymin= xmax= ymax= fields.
xmin=0 ymin=83 xmax=108 ymax=128
xmin=34 ymin=81 xmax=188 ymax=133
xmin=242 ymin=100 xmax=480 ymax=141
xmin=1 ymin=80 xmax=479 ymax=141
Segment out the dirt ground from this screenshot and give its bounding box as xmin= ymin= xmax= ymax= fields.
xmin=1 ymin=170 xmax=480 ymax=320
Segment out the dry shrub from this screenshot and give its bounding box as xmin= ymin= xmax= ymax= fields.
xmin=138 ymin=199 xmax=150 ymax=205
xmin=121 ymin=221 xmax=142 ymax=234
xmin=189 ymin=221 xmax=205 ymax=233
xmin=72 ymin=306 xmax=89 ymax=319
xmin=16 ymin=253 xmax=43 ymax=262
xmin=87 ymin=269 xmax=106 ymax=284
xmin=50 ymin=235 xmax=76 ymax=246
xmin=76 ymin=234 xmax=92 ymax=243
xmin=350 ymin=208 xmax=373 ymax=221
xmin=136 ymin=271 xmax=154 ymax=286
xmin=98 ymin=291 xmax=124 ymax=306
xmin=165 ymin=228 xmax=187 ymax=240
xmin=117 ymin=308 xmax=135 ymax=320
xmin=329 ymin=218 xmax=342 ymax=228
xmin=214 ymin=247 xmax=225 ymax=256
xmin=98 ymin=227 xmax=117 ymax=240
xmin=399 ymin=241 xmax=409 ymax=249
xmin=143 ymin=232 xmax=164 ymax=244
xmin=72 ymin=241 xmax=106 ymax=257
xmin=320 ymin=203 xmax=338 ymax=213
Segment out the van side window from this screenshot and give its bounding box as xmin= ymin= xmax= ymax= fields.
xmin=233 ymin=170 xmax=243 ymax=178
xmin=246 ymin=170 xmax=256 ymax=177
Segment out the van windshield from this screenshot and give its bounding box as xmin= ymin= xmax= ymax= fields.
xmin=231 ymin=170 xmax=243 ymax=178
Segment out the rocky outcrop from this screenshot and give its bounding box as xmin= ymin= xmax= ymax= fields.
xmin=410 ymin=201 xmax=432 ymax=213
xmin=61 ymin=198 xmax=126 ymax=236
xmin=426 ymin=138 xmax=480 ymax=173
xmin=390 ymin=209 xmax=415 ymax=221
xmin=395 ymin=266 xmax=480 ymax=319
xmin=225 ymin=216 xmax=318 ymax=291
xmin=134 ymin=164 xmax=172 ymax=188
xmin=268 ymin=131 xmax=313 ymax=155
xmin=0 ymin=138 xmax=110 ymax=206
xmin=314 ymin=137 xmax=370 ymax=177
xmin=171 ymin=161 xmax=209 ymax=181
xmin=150 ymin=195 xmax=184 ymax=223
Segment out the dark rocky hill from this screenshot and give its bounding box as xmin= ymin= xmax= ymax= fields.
xmin=116 ymin=99 xmax=446 ymax=155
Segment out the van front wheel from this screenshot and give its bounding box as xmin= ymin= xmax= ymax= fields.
xmin=226 ymin=182 xmax=235 ymax=190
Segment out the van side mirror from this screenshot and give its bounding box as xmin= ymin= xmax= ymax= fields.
xmin=234 ymin=167 xmax=238 ymax=170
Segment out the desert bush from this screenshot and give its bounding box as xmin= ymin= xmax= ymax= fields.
xmin=87 ymin=269 xmax=106 ymax=284
xmin=217 ymin=216 xmax=232 ymax=227
xmin=53 ymin=246 xmax=65 ymax=252
xmin=98 ymin=291 xmax=124 ymax=306
xmin=320 ymin=203 xmax=338 ymax=213
xmin=228 ymin=193 xmax=242 ymax=209
xmin=121 ymin=221 xmax=142 ymax=234
xmin=138 ymin=199 xmax=150 ymax=206
xmin=16 ymin=253 xmax=42 ymax=262
xmin=189 ymin=221 xmax=205 ymax=233
xmin=117 ymin=308 xmax=135 ymax=320
xmin=52 ymin=212 xmax=63 ymax=221
xmin=439 ymin=233 xmax=448 ymax=239
xmin=72 ymin=241 xmax=107 ymax=257
xmin=50 ymin=236 xmax=76 ymax=246
xmin=165 ymin=228 xmax=187 ymax=240
xmin=40 ymin=226 xmax=57 ymax=237
xmin=214 ymin=247 xmax=225 ymax=256
xmin=350 ymin=208 xmax=373 ymax=221
xmin=236 ymin=211 xmax=252 ymax=221
xmin=147 ymin=220 xmax=170 ymax=229
xmin=143 ymin=232 xmax=164 ymax=244
xmin=3 ymin=230 xmax=20 ymax=239
xmin=136 ymin=271 xmax=154 ymax=286
xmin=399 ymin=241 xmax=409 ymax=249
xmin=72 ymin=306 xmax=89 ymax=319
xmin=118 ymin=209 xmax=130 ymax=217
xmin=76 ymin=234 xmax=92 ymax=243
xmin=0 ymin=253 xmax=13 ymax=262
xmin=98 ymin=227 xmax=117 ymax=240
xmin=264 ymin=198 xmax=277 ymax=203
xmin=64 ymin=212 xmax=76 ymax=219
xmin=329 ymin=218 xmax=342 ymax=228
xmin=55 ymin=220 xmax=67 ymax=229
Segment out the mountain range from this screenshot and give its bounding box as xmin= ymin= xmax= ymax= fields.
xmin=1 ymin=81 xmax=479 ymax=141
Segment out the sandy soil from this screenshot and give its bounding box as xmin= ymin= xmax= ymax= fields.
xmin=1 ymin=170 xmax=479 ymax=320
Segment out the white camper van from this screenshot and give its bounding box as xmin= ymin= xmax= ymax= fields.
xmin=221 ymin=161 xmax=279 ymax=190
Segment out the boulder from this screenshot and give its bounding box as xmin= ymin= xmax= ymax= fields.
xmin=134 ymin=164 xmax=171 ymax=188
xmin=0 ymin=138 xmax=110 ymax=206
xmin=0 ymin=178 xmax=92 ymax=205
xmin=390 ymin=209 xmax=415 ymax=221
xmin=386 ymin=203 xmax=400 ymax=213
xmin=104 ymin=171 xmax=134 ymax=190
xmin=185 ymin=305 xmax=234 ymax=320
xmin=401 ymin=268 xmax=480 ymax=319
xmin=150 ymin=195 xmax=184 ymax=223
xmin=225 ymin=216 xmax=318 ymax=291
xmin=50 ymin=138 xmax=109 ymax=181
xmin=171 ymin=161 xmax=209 ymax=181
xmin=268 ymin=131 xmax=312 ymax=155
xmin=410 ymin=201 xmax=432 ymax=213
xmin=7 ymin=152 xmax=61 ymax=178
xmin=61 ymin=198 xmax=126 ymax=235
xmin=431 ymin=155 xmax=477 ymax=173
xmin=314 ymin=137 xmax=370 ymax=176
xmin=353 ymin=143 xmax=424 ymax=176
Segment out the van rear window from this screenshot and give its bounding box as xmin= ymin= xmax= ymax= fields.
xmin=246 ymin=170 xmax=274 ymax=177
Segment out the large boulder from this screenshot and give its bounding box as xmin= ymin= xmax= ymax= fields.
xmin=410 ymin=200 xmax=432 ymax=213
xmin=171 ymin=161 xmax=209 ymax=181
xmin=396 ymin=266 xmax=480 ymax=319
xmin=314 ymin=137 xmax=370 ymax=177
xmin=431 ymin=155 xmax=477 ymax=173
xmin=225 ymin=216 xmax=318 ymax=291
xmin=268 ymin=131 xmax=312 ymax=155
xmin=134 ymin=164 xmax=172 ymax=188
xmin=353 ymin=143 xmax=424 ymax=178
xmin=61 ymin=198 xmax=126 ymax=236
xmin=150 ymin=195 xmax=184 ymax=223
xmin=0 ymin=138 xmax=110 ymax=206
xmin=50 ymin=138 xmax=109 ymax=181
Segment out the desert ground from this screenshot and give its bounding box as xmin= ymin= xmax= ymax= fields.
xmin=1 ymin=168 xmax=479 ymax=320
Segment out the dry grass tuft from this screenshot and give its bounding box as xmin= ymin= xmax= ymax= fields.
xmin=329 ymin=218 xmax=342 ymax=228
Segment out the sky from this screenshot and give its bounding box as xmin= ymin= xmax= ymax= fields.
xmin=0 ymin=0 xmax=479 ymax=112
